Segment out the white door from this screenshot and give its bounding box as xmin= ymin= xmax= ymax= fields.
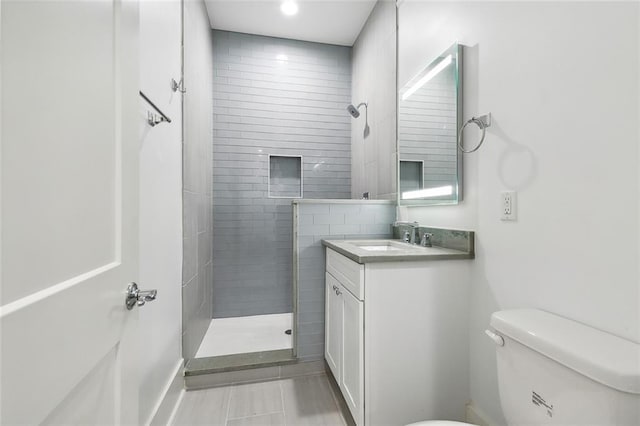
xmin=1 ymin=0 xmax=141 ymax=424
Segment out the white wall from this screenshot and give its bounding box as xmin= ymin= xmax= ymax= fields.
xmin=139 ymin=1 xmax=183 ymax=423
xmin=398 ymin=1 xmax=639 ymax=423
xmin=351 ymin=0 xmax=397 ymax=200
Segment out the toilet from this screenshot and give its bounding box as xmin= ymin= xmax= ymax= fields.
xmin=408 ymin=308 xmax=640 ymax=426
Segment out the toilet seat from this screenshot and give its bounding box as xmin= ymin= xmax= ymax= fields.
xmin=405 ymin=421 xmax=473 ymax=426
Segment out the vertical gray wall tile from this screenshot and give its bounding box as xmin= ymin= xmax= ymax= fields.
xmin=351 ymin=1 xmax=397 ymax=200
xmin=182 ymin=3 xmax=214 ymax=360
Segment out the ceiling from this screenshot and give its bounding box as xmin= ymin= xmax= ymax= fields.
xmin=203 ymin=0 xmax=378 ymax=46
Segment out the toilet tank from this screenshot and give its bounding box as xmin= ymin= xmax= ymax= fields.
xmin=488 ymin=309 xmax=640 ymax=425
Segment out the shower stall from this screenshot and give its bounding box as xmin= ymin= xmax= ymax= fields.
xmin=188 ymin=30 xmax=353 ymax=363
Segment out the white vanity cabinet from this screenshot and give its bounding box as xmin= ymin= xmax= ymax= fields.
xmin=324 ymin=246 xmax=471 ymax=426
xmin=325 ymin=251 xmax=365 ymax=425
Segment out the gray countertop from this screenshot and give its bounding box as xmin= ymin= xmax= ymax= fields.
xmin=321 ymin=239 xmax=474 ymax=264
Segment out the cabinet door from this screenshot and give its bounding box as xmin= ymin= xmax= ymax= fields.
xmin=342 ymin=285 xmax=364 ymax=425
xmin=325 ymin=273 xmax=342 ymax=381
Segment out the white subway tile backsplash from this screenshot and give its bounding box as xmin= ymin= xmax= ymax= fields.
xmin=298 ymin=224 xmax=331 ymax=236
xmin=328 ymin=203 xmax=361 ymax=214
xmin=299 ymin=214 xmax=314 ymax=226
xmin=313 ymin=214 xmax=345 ymax=225
xmin=294 ymin=201 xmax=395 ymax=360
xmin=298 ymin=204 xmax=331 ymax=214
xmin=329 ymin=224 xmax=362 ymax=235
xmin=344 ymin=212 xmax=376 ymax=224
xmin=362 ymin=223 xmax=393 ymax=234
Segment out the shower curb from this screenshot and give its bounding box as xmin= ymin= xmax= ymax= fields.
xmin=183 ymin=358 xmax=325 ymax=390
xmin=185 ymin=349 xmax=295 ymax=376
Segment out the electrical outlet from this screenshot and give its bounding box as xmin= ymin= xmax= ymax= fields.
xmin=501 ymin=191 xmax=517 ymax=221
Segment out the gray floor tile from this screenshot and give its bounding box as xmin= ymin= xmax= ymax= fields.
xmin=227 ymin=381 xmax=284 ymax=420
xmin=173 ymin=386 xmax=230 ymax=426
xmin=172 ymin=373 xmax=349 ymax=426
xmin=279 ymin=360 xmax=325 ymax=379
xmin=226 ymin=413 xmax=285 ymax=426
xmin=281 ymin=375 xmax=347 ymax=426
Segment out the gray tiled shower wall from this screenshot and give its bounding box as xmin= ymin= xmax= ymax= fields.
xmin=351 ymin=0 xmax=397 ymax=200
xmin=212 ymin=31 xmax=353 ymax=318
xmin=294 ymin=200 xmax=396 ymax=361
xmin=182 ymin=1 xmax=214 ymax=360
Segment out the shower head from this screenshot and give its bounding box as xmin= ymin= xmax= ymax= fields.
xmin=347 ymin=102 xmax=367 ymax=119
xmin=347 ymin=104 xmax=360 ymax=118
xmin=347 ymin=102 xmax=370 ymax=139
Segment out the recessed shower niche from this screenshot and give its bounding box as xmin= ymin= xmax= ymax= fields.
xmin=269 ymin=155 xmax=302 ymax=199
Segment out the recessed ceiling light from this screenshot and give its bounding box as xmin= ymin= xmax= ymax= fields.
xmin=280 ymin=0 xmax=298 ymax=16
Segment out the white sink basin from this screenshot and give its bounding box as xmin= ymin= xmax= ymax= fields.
xmin=354 ymin=241 xmax=418 ymax=251
xmin=358 ymin=245 xmax=402 ymax=251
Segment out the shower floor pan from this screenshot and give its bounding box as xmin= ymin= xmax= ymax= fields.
xmin=195 ymin=313 xmax=293 ymax=358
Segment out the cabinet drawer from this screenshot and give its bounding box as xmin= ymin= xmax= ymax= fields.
xmin=326 ymin=249 xmax=364 ymax=300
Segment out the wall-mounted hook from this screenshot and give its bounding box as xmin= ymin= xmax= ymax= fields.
xmin=171 ymin=78 xmax=186 ymax=93
xmin=140 ymin=91 xmax=172 ymax=127
xmin=147 ymin=111 xmax=168 ymax=127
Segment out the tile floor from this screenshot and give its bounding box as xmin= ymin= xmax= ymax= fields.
xmin=195 ymin=314 xmax=293 ymax=358
xmin=172 ymin=373 xmax=348 ymax=426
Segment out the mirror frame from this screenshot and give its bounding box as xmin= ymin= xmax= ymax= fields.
xmin=397 ymin=43 xmax=463 ymax=206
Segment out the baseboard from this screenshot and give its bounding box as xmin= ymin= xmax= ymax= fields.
xmin=147 ymin=359 xmax=185 ymax=426
xmin=465 ymin=402 xmax=495 ymax=426
xmin=165 ymin=389 xmax=185 ymax=426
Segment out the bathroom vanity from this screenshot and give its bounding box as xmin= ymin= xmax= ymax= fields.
xmin=322 ymin=236 xmax=474 ymax=426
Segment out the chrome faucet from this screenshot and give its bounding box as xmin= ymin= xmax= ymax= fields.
xmin=420 ymin=232 xmax=433 ymax=247
xmin=394 ymin=221 xmax=419 ymax=244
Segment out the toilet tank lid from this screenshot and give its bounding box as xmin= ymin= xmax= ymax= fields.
xmin=490 ymin=309 xmax=640 ymax=394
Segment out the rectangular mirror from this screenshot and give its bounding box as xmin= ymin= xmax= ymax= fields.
xmin=398 ymin=43 xmax=462 ymax=205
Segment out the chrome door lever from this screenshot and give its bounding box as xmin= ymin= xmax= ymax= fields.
xmin=126 ymin=282 xmax=158 ymax=310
